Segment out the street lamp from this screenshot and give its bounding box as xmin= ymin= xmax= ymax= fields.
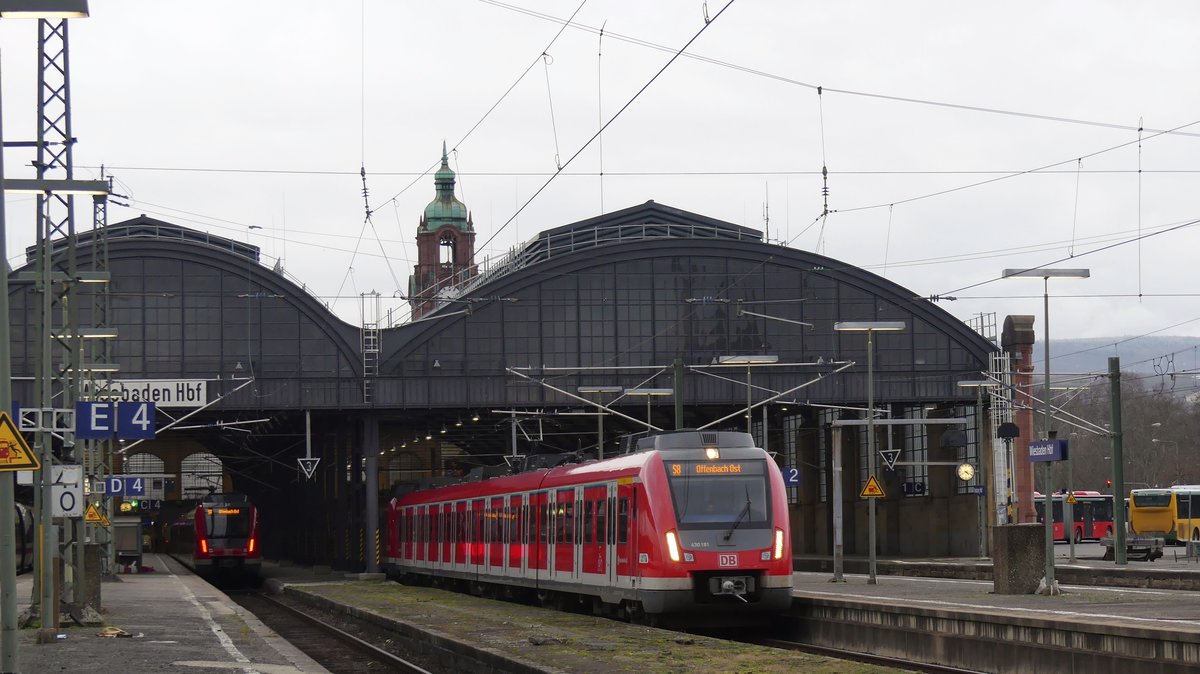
xmin=1002 ymin=267 xmax=1089 ymax=595
xmin=716 ymin=355 xmax=779 ymax=435
xmin=623 ymin=388 xmax=673 ymax=429
xmin=578 ymin=385 xmax=622 ymax=459
xmin=833 ymin=321 xmax=905 ymax=584
xmin=1151 ymin=438 xmax=1180 ymax=483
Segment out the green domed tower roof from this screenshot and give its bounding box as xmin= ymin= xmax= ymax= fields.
xmin=421 ymin=141 xmax=472 ymax=232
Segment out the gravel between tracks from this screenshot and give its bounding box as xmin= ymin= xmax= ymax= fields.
xmin=279 ymin=579 xmax=910 ymax=674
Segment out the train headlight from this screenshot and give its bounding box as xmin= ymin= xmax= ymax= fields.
xmin=705 ymin=447 xmax=720 ymax=460
xmin=774 ymin=528 xmax=785 ymax=560
xmin=665 ymin=530 xmax=681 ymax=563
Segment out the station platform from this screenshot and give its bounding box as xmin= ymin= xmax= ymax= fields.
xmin=788 ymin=542 xmax=1200 ymax=673
xmin=8 ymin=543 xmax=1200 ymax=674
xmin=10 ymin=553 xmax=328 ymax=674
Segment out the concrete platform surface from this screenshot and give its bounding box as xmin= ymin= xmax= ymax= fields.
xmin=10 ymin=553 xmax=328 ymax=674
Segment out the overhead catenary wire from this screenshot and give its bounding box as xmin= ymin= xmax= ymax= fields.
xmin=479 ymin=0 xmax=1200 ymax=139
xmin=370 ymin=0 xmax=590 ymax=215
xmin=477 ymin=0 xmax=741 ymax=255
xmin=1069 ymin=158 xmax=1081 ymax=257
xmin=597 ymin=19 xmax=606 ymax=214
xmin=542 ymin=52 xmax=563 ymax=169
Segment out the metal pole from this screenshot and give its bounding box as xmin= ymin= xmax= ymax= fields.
xmin=1109 ymin=356 xmax=1127 ymax=565
xmin=867 ymin=329 xmax=877 ymax=585
xmin=510 ymin=411 xmax=517 ymax=457
xmin=746 ymin=365 xmax=752 ymax=435
xmin=0 ymin=47 xmax=20 ymax=670
xmin=363 ymin=415 xmax=378 ymax=573
xmin=762 ymin=405 xmax=768 ymax=453
xmin=976 ymin=386 xmax=986 ymax=558
xmin=673 ymin=358 xmax=684 ymax=430
xmin=597 ymin=404 xmax=604 ymax=460
xmin=830 ymin=425 xmax=844 ymax=582
xmin=1041 ymin=279 xmax=1058 ymax=594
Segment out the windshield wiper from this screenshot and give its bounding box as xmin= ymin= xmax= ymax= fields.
xmin=723 ymin=485 xmax=753 ymax=542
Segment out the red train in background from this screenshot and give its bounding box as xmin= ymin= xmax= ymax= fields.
xmin=168 ymin=493 xmax=261 ymax=577
xmin=385 ymin=430 xmax=793 ymax=623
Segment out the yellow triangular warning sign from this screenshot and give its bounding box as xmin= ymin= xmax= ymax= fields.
xmin=85 ymin=504 xmax=103 ymax=523
xmin=860 ymin=475 xmax=886 ymax=499
xmin=0 ymin=412 xmax=38 ymax=472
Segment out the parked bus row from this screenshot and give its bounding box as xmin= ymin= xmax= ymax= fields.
xmin=1030 ymin=486 xmax=1200 ymax=547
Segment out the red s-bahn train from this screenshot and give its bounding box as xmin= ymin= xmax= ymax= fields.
xmin=385 ymin=430 xmax=793 ymax=622
xmin=168 ymin=493 xmax=261 ymax=577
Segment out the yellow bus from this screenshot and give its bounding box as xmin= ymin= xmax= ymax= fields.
xmin=1129 ymin=486 xmax=1200 ymax=544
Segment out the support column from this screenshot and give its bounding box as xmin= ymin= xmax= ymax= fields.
xmin=363 ymin=415 xmax=379 ymax=573
xmin=1002 ymin=316 xmax=1036 ymax=523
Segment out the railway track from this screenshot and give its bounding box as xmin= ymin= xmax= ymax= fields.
xmin=229 ymin=590 xmax=436 ymax=674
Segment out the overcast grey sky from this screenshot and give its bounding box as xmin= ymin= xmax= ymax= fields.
xmin=3 ymin=1 xmax=1199 ymax=354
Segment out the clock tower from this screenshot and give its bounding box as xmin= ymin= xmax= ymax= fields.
xmin=409 ymin=143 xmax=476 ymax=319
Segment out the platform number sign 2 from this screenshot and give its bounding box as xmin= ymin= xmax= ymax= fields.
xmin=783 ymin=467 xmax=800 ymax=486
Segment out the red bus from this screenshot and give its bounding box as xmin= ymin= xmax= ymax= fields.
xmin=1033 ymin=491 xmax=1115 ymax=543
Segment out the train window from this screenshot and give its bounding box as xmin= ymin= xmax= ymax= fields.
xmin=204 ymin=506 xmax=251 ymax=539
xmin=540 ymin=503 xmax=550 ymax=543
xmin=584 ymin=501 xmax=594 ymax=544
xmin=665 ymin=459 xmax=771 ymax=530
xmin=617 ymin=497 xmax=629 ymax=545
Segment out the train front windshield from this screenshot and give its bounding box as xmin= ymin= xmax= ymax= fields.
xmin=204 ymin=506 xmax=251 ymax=540
xmin=666 ymin=459 xmax=770 ymax=530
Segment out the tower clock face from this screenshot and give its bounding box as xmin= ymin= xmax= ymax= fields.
xmin=956 ymin=463 xmax=975 ymax=481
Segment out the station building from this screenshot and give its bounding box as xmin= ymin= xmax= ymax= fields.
xmin=8 ymin=149 xmax=1037 ymax=570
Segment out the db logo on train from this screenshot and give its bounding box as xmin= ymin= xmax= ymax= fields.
xmin=719 ymin=554 xmax=738 ymax=567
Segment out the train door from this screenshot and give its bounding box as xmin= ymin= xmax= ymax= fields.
xmin=416 ymin=506 xmax=427 ymax=563
xmin=582 ymin=485 xmax=606 ymax=580
xmin=488 ymin=496 xmax=504 ymax=573
xmin=403 ymin=507 xmax=414 ymax=561
xmin=508 ymin=494 xmax=523 ymax=577
xmin=604 ymin=482 xmax=617 ymax=587
xmin=470 ymin=499 xmax=485 ymax=568
xmin=429 ymin=504 xmax=441 ymax=565
xmin=530 ymin=491 xmax=548 ymax=575
xmin=444 ymin=504 xmax=452 ymax=567
xmin=615 ymin=480 xmax=637 ymax=580
xmin=554 ymin=488 xmax=575 ymax=580
xmin=455 ymin=501 xmax=468 ymax=569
